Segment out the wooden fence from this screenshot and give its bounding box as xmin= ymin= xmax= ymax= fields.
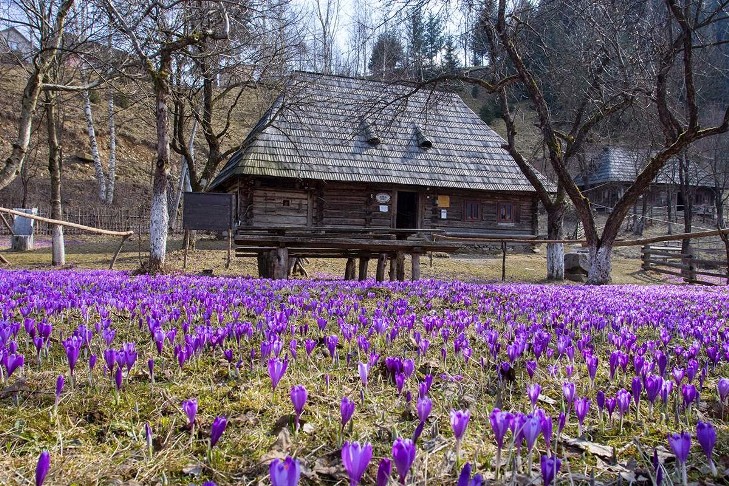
xmin=0 ymin=206 xmax=166 ymax=236
xmin=641 ymin=244 xmax=729 ymax=285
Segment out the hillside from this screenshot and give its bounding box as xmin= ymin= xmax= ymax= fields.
xmin=0 ymin=67 xmax=542 ymax=213
xmin=0 ymin=65 xmax=274 ymax=210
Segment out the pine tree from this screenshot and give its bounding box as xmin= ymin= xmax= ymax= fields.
xmin=407 ymin=6 xmax=426 ymax=80
xmin=441 ymin=35 xmax=460 ymax=75
xmin=423 ymin=13 xmax=443 ymax=77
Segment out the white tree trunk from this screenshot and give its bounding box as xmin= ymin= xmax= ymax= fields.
xmin=82 ymin=88 xmax=107 ymax=202
xmin=106 ymin=87 xmax=116 ymax=204
xmin=586 ymin=245 xmax=613 ymax=285
xmin=546 ymin=243 xmax=565 ymax=280
xmin=52 ymin=225 xmax=65 ymax=266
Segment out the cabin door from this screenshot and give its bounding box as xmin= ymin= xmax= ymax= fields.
xmin=395 ymin=191 xmax=419 ymax=229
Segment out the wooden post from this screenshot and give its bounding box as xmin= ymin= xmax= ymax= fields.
xmin=501 ymin=241 xmax=507 ymax=282
xmin=389 ymin=255 xmax=397 ymax=281
xmin=226 ymin=231 xmax=232 ymax=269
xmin=109 ymin=235 xmax=130 ymax=270
xmin=682 ymin=250 xmax=696 ymax=283
xmin=0 ymin=253 xmax=9 ymax=265
xmin=396 ymin=251 xmax=405 ymax=281
xmin=0 ymin=213 xmax=13 ymax=235
xmin=257 ymin=252 xmax=269 ymax=278
xmin=641 ymin=245 xmax=651 ymax=271
xmin=376 ymin=254 xmax=387 ymax=282
xmin=411 ymin=253 xmax=421 ymax=280
xmin=183 ymin=229 xmax=190 ymax=270
xmin=271 ymin=247 xmax=289 ymax=279
xmin=358 ymin=257 xmax=369 ymax=280
xmin=344 ymin=257 xmax=357 ymax=280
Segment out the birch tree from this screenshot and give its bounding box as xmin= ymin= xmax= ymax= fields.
xmin=104 ymin=0 xmax=230 ymax=273
xmin=0 ymin=0 xmax=75 ymax=191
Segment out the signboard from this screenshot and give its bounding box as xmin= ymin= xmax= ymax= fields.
xmin=437 ymin=195 xmax=450 ymax=208
xmin=183 ymin=192 xmax=235 ymax=231
xmin=375 ymin=193 xmax=391 ymax=203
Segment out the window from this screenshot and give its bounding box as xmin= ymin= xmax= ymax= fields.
xmin=464 ymin=200 xmax=480 ymax=221
xmin=497 ymin=202 xmax=514 ymax=223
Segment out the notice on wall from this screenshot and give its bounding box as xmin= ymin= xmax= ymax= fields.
xmin=437 ymin=195 xmax=450 ymax=208
xmin=379 ymin=205 xmax=389 ymax=213
xmin=440 ymin=209 xmax=447 ymax=219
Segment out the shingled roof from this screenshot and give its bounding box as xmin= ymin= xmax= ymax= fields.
xmin=575 ymin=146 xmax=714 ymax=187
xmin=210 ymin=72 xmax=552 ymax=192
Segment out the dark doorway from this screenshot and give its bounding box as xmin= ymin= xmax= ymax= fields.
xmin=396 ymin=191 xmax=418 ymax=229
xmin=677 ymin=192 xmax=685 ymax=212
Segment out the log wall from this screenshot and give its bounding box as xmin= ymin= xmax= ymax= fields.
xmin=230 ymin=177 xmax=537 ymax=235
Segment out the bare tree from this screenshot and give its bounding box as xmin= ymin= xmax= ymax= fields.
xmin=471 ymin=0 xmax=729 ymax=284
xmin=0 ymin=0 xmax=75 ymax=191
xmin=104 ymin=0 xmax=231 ymax=273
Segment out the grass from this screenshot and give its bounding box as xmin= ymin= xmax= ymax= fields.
xmin=0 ymin=235 xmax=668 ymax=285
xmin=0 ymin=245 xmax=727 ymax=485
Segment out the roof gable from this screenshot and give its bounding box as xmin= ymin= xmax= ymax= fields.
xmin=211 ymin=72 xmax=552 ymax=192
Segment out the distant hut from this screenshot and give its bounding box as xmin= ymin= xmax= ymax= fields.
xmin=210 ymin=72 xmax=552 ymax=238
xmin=575 ymin=146 xmax=715 ymax=216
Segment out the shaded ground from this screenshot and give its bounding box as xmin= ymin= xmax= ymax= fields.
xmin=1 ymin=235 xmax=667 ymax=285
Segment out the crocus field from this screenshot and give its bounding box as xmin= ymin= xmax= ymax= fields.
xmin=0 ymin=270 xmax=727 ymax=485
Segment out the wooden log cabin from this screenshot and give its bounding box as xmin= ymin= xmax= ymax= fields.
xmin=209 ymin=72 xmax=553 ymax=279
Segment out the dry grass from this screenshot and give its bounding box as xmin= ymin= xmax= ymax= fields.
xmin=0 ymin=235 xmax=668 ymax=285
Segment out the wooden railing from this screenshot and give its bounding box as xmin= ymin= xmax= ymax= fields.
xmin=641 ymin=244 xmax=729 ymax=285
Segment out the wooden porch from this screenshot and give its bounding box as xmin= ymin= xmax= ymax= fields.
xmin=234 ymin=227 xmax=461 ymax=280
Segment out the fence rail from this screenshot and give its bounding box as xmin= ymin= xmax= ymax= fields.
xmin=641 ymin=244 xmax=729 ymax=285
xmin=0 ymin=206 xmax=165 ymax=236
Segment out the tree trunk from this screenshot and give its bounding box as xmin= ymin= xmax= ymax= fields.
xmin=106 ymin=84 xmax=116 ymax=204
xmin=0 ymin=70 xmax=43 ymax=190
xmin=545 ymin=206 xmax=564 ymax=280
xmin=586 ymin=244 xmax=612 ymax=285
xmin=83 ymin=88 xmax=107 ymax=202
xmin=45 ymin=92 xmax=65 ymax=266
xmin=148 ymin=64 xmax=172 ymax=274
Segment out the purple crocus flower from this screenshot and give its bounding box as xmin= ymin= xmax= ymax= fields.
xmin=114 ymin=366 xmax=123 ymax=391
xmin=527 ymin=383 xmax=541 ymax=409
xmin=668 ymin=431 xmax=691 ymax=485
xmin=268 ymin=358 xmax=288 ymax=391
xmin=358 ymin=362 xmax=369 ymax=387
xmin=182 ymin=398 xmax=198 ymax=428
xmin=540 ymin=454 xmax=561 ymax=486
xmin=36 ymin=450 xmax=50 ymax=486
xmin=645 ymin=375 xmax=662 ymax=406
xmin=290 ymin=384 xmax=307 ymax=430
xmin=631 ymin=376 xmax=642 ymax=407
xmin=668 ymin=431 xmax=691 ymax=464
xmin=681 ymin=383 xmax=697 ymax=409
xmin=147 ymin=358 xmax=154 ymax=382
xmin=450 ymin=409 xmax=470 ymax=441
xmin=457 ymin=462 xmax=484 ymax=486
xmin=718 ymin=378 xmax=729 ymax=403
xmin=341 ymin=441 xmax=372 ymax=486
xmin=562 ymin=382 xmax=576 ymax=407
xmin=539 ymin=412 xmax=553 ymax=452
xmin=55 ymin=375 xmax=64 ymax=403
xmin=526 ymin=360 xmax=537 ymax=379
xmin=696 ymin=421 xmax=717 ymax=476
xmin=574 ymin=397 xmax=590 ymax=436
xmin=596 ymin=390 xmax=605 ymax=416
xmin=416 ymin=397 xmax=432 ymax=423
xmin=392 ymin=438 xmax=416 ymax=484
xmin=210 ymin=416 xmax=228 ymax=448
xmin=340 ymin=396 xmax=355 ymax=429
xmin=523 ymin=413 xmax=541 ymax=452
xmin=489 ymin=408 xmax=514 ymax=449
xmin=6 ymin=353 xmax=24 ymax=378
xmin=269 ymin=456 xmax=301 ymax=486
xmin=376 ymin=458 xmax=392 ymax=486
xmin=63 ymin=337 xmax=81 ymax=375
